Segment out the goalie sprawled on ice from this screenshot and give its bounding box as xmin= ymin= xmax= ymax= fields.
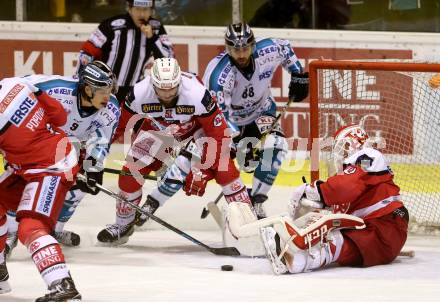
xmin=227 ymin=124 xmax=409 ymax=273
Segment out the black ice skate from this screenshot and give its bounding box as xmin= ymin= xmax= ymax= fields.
xmin=53 ymin=230 xmax=81 ymax=247
xmin=248 ymin=189 xmax=268 ymax=220
xmin=4 ymin=231 xmax=18 ymax=259
xmin=0 ymin=261 xmax=11 ymax=294
xmin=35 ymin=277 xmax=81 ymax=302
xmin=96 ymin=223 xmax=135 ymax=245
xmin=134 ymin=195 xmax=160 ymax=227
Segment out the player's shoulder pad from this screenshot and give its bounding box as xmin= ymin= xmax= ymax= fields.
xmin=127 ymin=77 xmax=152 ymax=110
xmin=180 ymin=73 xmax=215 ymax=115
xmin=27 ymin=75 xmax=77 ymax=97
xmin=254 ymin=37 xmax=285 ymax=58
xmin=344 ymin=147 xmax=390 ymax=173
xmin=203 ymin=53 xmax=234 ymax=91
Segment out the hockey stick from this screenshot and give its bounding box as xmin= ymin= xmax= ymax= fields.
xmin=200 ymin=193 xmax=223 ymax=219
xmin=103 ymin=167 xmax=182 ymax=185
xmin=78 ymin=174 xmax=240 ymax=256
xmin=398 ymin=250 xmax=415 ymax=258
xmin=200 ymin=98 xmax=297 ymax=221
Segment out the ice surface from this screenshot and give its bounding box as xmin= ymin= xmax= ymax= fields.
xmin=3 ymin=178 xmax=440 ymax=302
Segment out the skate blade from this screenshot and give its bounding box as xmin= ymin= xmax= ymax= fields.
xmin=96 ymin=236 xmax=130 ymax=247
xmin=0 ymin=280 xmax=12 ymax=294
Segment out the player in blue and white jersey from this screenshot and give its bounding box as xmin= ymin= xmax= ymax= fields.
xmin=5 ymin=61 xmax=120 ymax=252
xmin=203 ymin=22 xmax=309 ymax=219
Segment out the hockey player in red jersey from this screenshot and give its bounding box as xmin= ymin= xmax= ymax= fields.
xmin=96 ymin=57 xmax=255 ymax=244
xmin=258 ymin=124 xmax=409 ymax=274
xmin=0 ymin=78 xmax=81 ymax=300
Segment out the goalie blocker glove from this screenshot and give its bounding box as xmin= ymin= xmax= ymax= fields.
xmin=288 ymin=72 xmax=309 ymax=102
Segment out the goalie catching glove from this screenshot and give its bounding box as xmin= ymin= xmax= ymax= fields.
xmin=288 ymin=72 xmax=309 ymax=102
xmin=289 ymin=181 xmax=325 ymax=217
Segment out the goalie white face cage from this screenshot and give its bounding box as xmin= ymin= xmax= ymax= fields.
xmin=332 ymin=124 xmax=369 ymax=160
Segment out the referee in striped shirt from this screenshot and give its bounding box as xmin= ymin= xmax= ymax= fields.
xmin=77 ymin=0 xmax=174 ymax=102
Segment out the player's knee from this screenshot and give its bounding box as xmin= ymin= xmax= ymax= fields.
xmin=17 ymin=217 xmax=51 ymax=247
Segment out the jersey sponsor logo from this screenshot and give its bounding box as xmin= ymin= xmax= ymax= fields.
xmin=175 ymin=105 xmax=195 ymax=115
xmin=142 ymin=103 xmax=163 ymax=113
xmin=10 ymin=96 xmax=37 ymax=126
xmin=37 ymin=176 xmax=59 ymax=216
xmin=259 ymin=70 xmax=272 ymax=80
xmin=47 ymin=87 xmax=73 ymax=96
xmin=0 ymin=84 xmax=24 ymax=113
xmin=165 ymin=108 xmax=173 ymax=118
xmin=32 ymin=245 xmax=64 ymax=272
xmin=213 ymin=113 xmax=223 ymax=127
xmin=218 ymin=64 xmax=232 ymax=85
xmin=257 ymin=45 xmax=277 ymax=57
xmin=26 ymin=107 xmax=45 ymax=131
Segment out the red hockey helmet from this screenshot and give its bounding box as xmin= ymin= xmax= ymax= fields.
xmin=333 ymin=124 xmax=369 ymax=159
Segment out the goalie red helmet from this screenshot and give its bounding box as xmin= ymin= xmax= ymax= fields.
xmin=333 ymin=125 xmax=369 ymax=159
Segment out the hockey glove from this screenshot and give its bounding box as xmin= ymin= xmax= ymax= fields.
xmin=183 ymin=168 xmax=214 ymax=197
xmin=288 ymin=72 xmax=309 ymax=102
xmin=288 ymin=182 xmax=324 ymax=218
xmin=76 ymin=157 xmax=103 ymax=195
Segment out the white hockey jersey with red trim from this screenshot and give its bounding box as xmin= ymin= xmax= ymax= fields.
xmin=115 ymin=72 xmax=231 ymax=170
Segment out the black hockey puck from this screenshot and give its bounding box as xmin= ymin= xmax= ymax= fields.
xmin=221 ymin=265 xmax=233 ymax=271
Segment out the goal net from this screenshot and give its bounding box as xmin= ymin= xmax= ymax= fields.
xmin=308 ymin=60 xmax=440 ymax=235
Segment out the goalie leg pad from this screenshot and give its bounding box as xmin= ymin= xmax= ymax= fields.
xmin=260 ymin=213 xmax=364 ymax=274
xmin=222 ymin=201 xmax=267 ymax=257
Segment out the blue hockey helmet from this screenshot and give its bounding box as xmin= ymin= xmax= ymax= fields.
xmin=79 ymin=61 xmax=117 ymax=94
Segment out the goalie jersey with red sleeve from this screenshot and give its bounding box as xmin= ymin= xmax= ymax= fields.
xmin=318 ymin=147 xmax=404 ymax=220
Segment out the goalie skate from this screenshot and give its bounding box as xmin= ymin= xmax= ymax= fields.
xmin=0 ymin=261 xmax=11 ymax=294
xmin=35 ymin=277 xmax=81 ymax=302
xmin=97 ymin=223 xmax=135 ymax=245
xmin=53 ymin=230 xmax=81 ymax=247
xmin=260 ymin=227 xmax=288 ymax=275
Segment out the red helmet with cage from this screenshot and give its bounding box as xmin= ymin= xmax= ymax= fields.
xmin=333 ymin=124 xmax=369 ymax=159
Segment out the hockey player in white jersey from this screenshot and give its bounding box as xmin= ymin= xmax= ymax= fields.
xmin=96 ymin=57 xmax=256 ymax=245
xmin=5 ymin=61 xmax=119 ymax=253
xmin=203 ymin=23 xmax=309 ymax=219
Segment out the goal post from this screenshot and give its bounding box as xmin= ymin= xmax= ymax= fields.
xmin=308 ymin=60 xmax=440 ymax=233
